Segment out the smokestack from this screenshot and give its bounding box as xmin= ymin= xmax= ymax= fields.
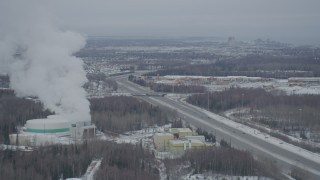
xmin=0 ymin=1 xmax=90 ymax=123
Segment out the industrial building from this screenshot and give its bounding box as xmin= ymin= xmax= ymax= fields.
xmin=25 ymin=117 xmax=70 ymax=136
xmin=288 ymin=77 xmax=320 ymax=86
xmin=9 ymin=115 xmax=96 ymax=146
xmin=154 ymin=75 xmax=271 ymax=86
xmin=153 ymin=133 xmax=174 ymax=151
xmin=170 ymin=128 xmax=193 ymax=138
xmin=168 ymin=139 xmax=206 ymax=153
xmin=153 ymin=128 xmax=207 ymax=154
xmin=9 ymin=133 xmax=61 ymax=146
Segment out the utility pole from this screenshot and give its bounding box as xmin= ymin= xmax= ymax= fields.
xmin=207 ymin=92 xmax=210 ymax=111
xmin=241 ymin=93 xmax=244 ymax=119
xmin=299 ymin=109 xmax=302 ymax=127
xmin=299 ymin=108 xmax=302 ymax=134
xmin=172 ymin=84 xmax=175 ymax=93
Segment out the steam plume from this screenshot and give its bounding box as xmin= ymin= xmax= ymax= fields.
xmin=0 ymin=1 xmax=90 ymax=122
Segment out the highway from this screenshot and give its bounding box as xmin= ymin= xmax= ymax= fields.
xmin=114 ymin=74 xmax=320 ymax=179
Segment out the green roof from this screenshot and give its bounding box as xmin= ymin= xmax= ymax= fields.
xmin=26 ymin=128 xmax=70 ymax=133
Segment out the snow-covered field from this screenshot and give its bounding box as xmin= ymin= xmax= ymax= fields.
xmin=206 ymin=79 xmax=320 ymax=95
xmin=98 ymin=125 xmax=170 ymax=146
xmin=156 ymin=76 xmax=320 ymax=95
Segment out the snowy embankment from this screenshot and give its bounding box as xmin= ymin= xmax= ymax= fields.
xmin=223 ymin=108 xmax=320 ymax=146
xmin=153 ymin=96 xmax=320 ymax=176
xmin=177 ymin=97 xmax=320 ymax=158
xmin=177 ymin=98 xmax=320 ymax=175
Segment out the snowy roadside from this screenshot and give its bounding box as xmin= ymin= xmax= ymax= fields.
xmin=151 ymin=96 xmax=320 ymax=176
xmin=223 ymin=108 xmax=320 ymax=147
xmin=179 ymin=98 xmax=320 ymax=162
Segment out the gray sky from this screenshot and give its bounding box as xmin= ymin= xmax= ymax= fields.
xmin=11 ymin=0 xmax=320 ymax=44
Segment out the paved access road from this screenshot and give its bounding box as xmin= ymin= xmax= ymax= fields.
xmin=114 ymin=75 xmax=320 ymax=179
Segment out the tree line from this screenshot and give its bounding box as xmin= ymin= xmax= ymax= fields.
xmin=149 ymin=83 xmax=206 ymax=93
xmin=90 ymin=96 xmax=175 ymax=134
xmin=0 ymin=140 xmax=159 ymax=180
xmin=187 ymin=88 xmax=320 ymax=141
xmin=0 ymin=88 xmax=174 ymax=142
xmin=128 ymin=75 xmax=206 ymax=93
xmin=164 ymin=146 xmax=284 ymax=179
xmin=0 ymin=89 xmax=52 ymax=143
xmin=144 ymin=55 xmax=320 ymax=78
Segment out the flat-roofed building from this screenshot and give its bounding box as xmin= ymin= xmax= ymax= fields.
xmin=168 ymin=139 xmax=206 ymax=153
xmin=288 ymin=77 xmax=320 ymax=86
xmin=153 ymin=133 xmax=174 ymax=151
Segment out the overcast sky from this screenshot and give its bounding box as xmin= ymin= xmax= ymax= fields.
xmin=7 ymin=0 xmax=320 ymax=44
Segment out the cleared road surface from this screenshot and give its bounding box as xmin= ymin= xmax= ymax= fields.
xmin=115 ymin=75 xmax=320 ymax=179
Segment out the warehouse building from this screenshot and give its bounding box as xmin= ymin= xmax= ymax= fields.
xmin=168 ymin=139 xmax=206 ymax=153
xmin=288 ymin=77 xmax=320 ymax=86
xmin=170 ymin=128 xmax=193 ymax=138
xmin=153 ymin=133 xmax=174 ymax=151
xmin=153 ymin=128 xmax=207 ymax=154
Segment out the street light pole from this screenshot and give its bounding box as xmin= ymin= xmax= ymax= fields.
xmin=241 ymin=93 xmax=244 ymax=119
xmin=207 ymin=92 xmax=210 ymax=111
xmin=299 ymin=108 xmax=302 ymax=132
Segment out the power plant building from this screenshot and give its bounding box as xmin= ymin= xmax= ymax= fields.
xmin=26 ymin=118 xmax=70 ymax=136
xmin=9 ymin=115 xmax=96 ymax=146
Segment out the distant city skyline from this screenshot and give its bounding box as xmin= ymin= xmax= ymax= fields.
xmin=2 ymin=0 xmax=320 ymax=45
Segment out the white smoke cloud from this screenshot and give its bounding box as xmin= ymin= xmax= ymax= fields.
xmin=0 ymin=1 xmax=90 ymax=122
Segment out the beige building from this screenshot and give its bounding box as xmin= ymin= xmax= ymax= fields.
xmin=170 ymin=128 xmax=193 ymax=138
xmin=9 ymin=134 xmax=33 ymax=146
xmin=153 ymin=128 xmax=207 ymax=154
xmin=168 ymin=139 xmax=206 ymax=153
xmin=288 ymin=77 xmax=320 ymax=86
xmin=153 ymin=133 xmax=174 ymax=151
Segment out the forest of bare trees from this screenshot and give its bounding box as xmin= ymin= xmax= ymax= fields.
xmin=0 ymin=140 xmax=159 ymax=180
xmin=90 ymin=96 xmax=175 ymax=134
xmin=0 ymin=88 xmax=174 ymax=142
xmin=0 ymin=75 xmax=9 ymax=88
xmin=84 ymin=72 xmax=118 ymax=92
xmin=128 ymin=75 xmax=206 ymax=93
xmin=0 ymin=90 xmax=173 ymax=179
xmin=0 ymin=89 xmax=52 ymax=143
xmin=144 ymin=55 xmax=320 ymax=78
xmin=150 ymin=83 xmax=206 ymax=93
xmin=164 ymin=146 xmax=284 ymax=179
xmin=187 ymin=88 xmax=320 ymax=144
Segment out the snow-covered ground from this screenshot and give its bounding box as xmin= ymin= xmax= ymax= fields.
xmin=82 ymin=158 xmax=102 ymax=180
xmin=157 ymin=76 xmax=320 ymax=95
xmin=0 ymin=144 xmax=33 ymax=151
xmin=98 ymin=125 xmax=170 ymax=146
xmin=182 ymin=174 xmax=271 ymax=180
xmin=206 ymin=79 xmax=320 ymax=95
xmin=175 ymin=98 xmax=320 ymax=176
xmin=157 ymin=159 xmax=168 ymax=180
xmin=223 ymin=108 xmax=320 ymax=146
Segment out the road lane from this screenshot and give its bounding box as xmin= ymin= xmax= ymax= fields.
xmin=115 ymin=75 xmax=320 ymax=179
